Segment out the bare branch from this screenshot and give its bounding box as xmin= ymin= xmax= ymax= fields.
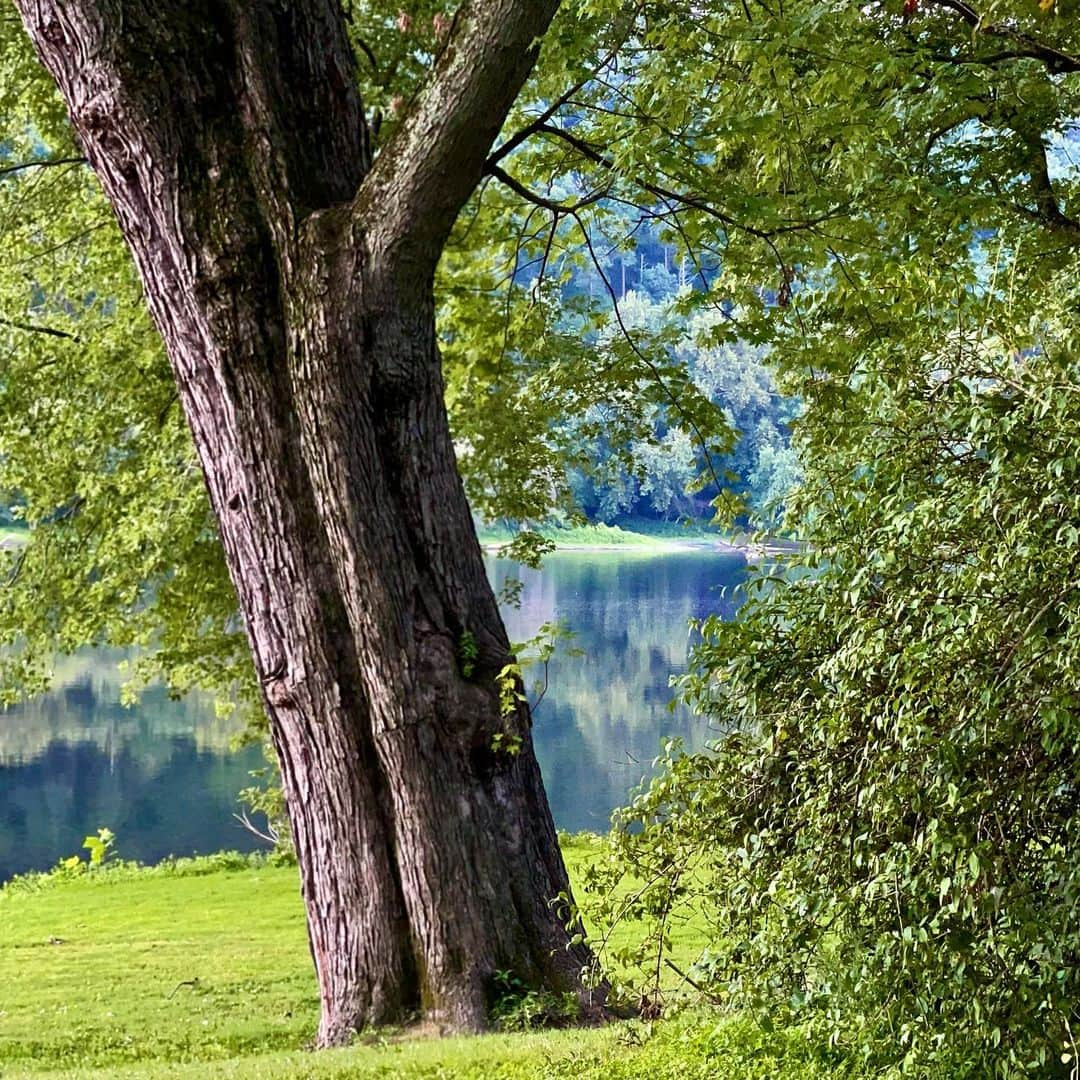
xmin=353 ymin=37 xmax=378 ymax=74
xmin=233 ymin=809 xmax=280 ymax=848
xmin=485 ymin=164 xmax=574 ymax=215
xmin=486 ymin=25 xmax=640 ymax=169
xmin=535 ymin=122 xmax=845 ymax=241
xmin=485 ymin=162 xmax=607 ymax=218
xmin=0 ymin=156 xmax=87 ymax=178
xmin=0 ymin=315 xmax=80 ymax=341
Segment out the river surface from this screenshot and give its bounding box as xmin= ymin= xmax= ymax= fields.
xmin=0 ymin=548 xmax=747 ymax=881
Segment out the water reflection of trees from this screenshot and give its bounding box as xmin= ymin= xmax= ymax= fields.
xmin=0 ymin=738 xmax=262 ymax=880
xmin=489 ymin=551 xmax=746 ymax=832
xmin=0 ymin=649 xmax=245 ymax=763
xmin=1 ymin=555 xmax=746 ymax=873
xmin=0 ymin=650 xmax=258 ymax=880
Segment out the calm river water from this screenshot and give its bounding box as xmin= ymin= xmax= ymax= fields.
xmin=0 ymin=548 xmax=746 ymax=881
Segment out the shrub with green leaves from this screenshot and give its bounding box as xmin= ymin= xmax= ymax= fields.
xmin=586 ymin=286 xmax=1080 ymax=1077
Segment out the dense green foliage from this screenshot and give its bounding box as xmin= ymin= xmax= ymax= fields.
xmin=0 ymin=1 xmax=790 ymax=711
xmin=578 ymin=2 xmax=1080 ymax=1077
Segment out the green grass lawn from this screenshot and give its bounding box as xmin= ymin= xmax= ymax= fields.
xmin=0 ymin=841 xmax=847 ymax=1079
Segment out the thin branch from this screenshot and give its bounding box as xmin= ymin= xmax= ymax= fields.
xmin=233 ymin=809 xmax=279 ymax=848
xmin=925 ymin=0 xmax=1080 ymax=74
xmin=0 ymin=155 xmax=86 ymax=178
xmin=994 ymin=580 xmax=1079 ymax=687
xmin=353 ymin=37 xmax=378 ymax=73
xmin=485 ymin=162 xmax=607 ymax=216
xmin=927 ymin=0 xmax=979 ymax=23
xmin=0 ymin=315 xmax=80 ymax=341
xmin=535 ymin=122 xmax=845 ymax=240
xmin=4 ymin=544 xmax=28 ymax=587
xmin=485 ymin=164 xmax=574 ymax=215
xmin=489 ymin=78 xmax=602 ymax=167
xmin=156 ymin=391 xmax=179 ymax=428
xmin=486 ymin=13 xmax=642 ymax=168
xmin=533 ymin=214 xmax=560 ymax=302
xmin=529 ymin=655 xmax=551 ymax=714
xmin=663 ymin=958 xmax=725 ymax=1004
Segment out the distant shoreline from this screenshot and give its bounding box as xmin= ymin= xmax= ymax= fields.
xmin=477 ymin=524 xmax=802 ymax=560
xmin=480 ymin=539 xmax=734 ymax=554
xmin=3 ymin=522 xmax=800 ymax=560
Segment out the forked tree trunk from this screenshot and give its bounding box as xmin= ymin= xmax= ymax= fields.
xmin=14 ymin=0 xmax=599 ymax=1044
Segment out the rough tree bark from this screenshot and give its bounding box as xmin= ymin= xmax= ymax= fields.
xmin=13 ymin=0 xmax=599 ymax=1045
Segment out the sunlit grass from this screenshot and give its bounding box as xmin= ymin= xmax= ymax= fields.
xmin=0 ymin=839 xmax=845 ymax=1079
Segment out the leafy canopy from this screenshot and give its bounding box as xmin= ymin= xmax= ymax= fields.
xmin=575 ymin=1 xmax=1080 ymax=1075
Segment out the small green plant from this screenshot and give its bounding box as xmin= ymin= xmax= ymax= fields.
xmin=488 ymin=969 xmax=579 ymax=1031
xmin=496 ymin=661 xmax=525 ymax=719
xmin=57 ymin=827 xmax=116 ymax=875
xmin=490 ymin=730 xmax=523 ymax=755
xmin=492 ymin=620 xmax=583 ymax=754
xmin=457 ymin=629 xmax=479 ymax=678
xmin=83 ymin=827 xmax=115 ymax=866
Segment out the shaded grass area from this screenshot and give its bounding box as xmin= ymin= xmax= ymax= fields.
xmin=0 ymin=841 xmax=847 ymax=1079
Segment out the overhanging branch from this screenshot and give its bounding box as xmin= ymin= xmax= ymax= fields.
xmin=0 ymin=156 xmax=87 ymax=178
xmin=925 ymin=0 xmax=1080 ymax=74
xmin=0 ymin=315 xmax=80 ymax=341
xmin=530 ymin=122 xmax=846 ymax=241
xmin=485 ymin=163 xmax=607 ymax=216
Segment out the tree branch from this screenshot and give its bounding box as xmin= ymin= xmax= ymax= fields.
xmin=925 ymin=0 xmax=1080 ymax=74
xmin=487 ymin=28 xmax=637 ymax=168
xmin=489 ymin=83 xmax=594 ymax=169
xmin=927 ymin=0 xmax=981 ymax=26
xmin=534 ymin=122 xmax=845 ymax=240
xmin=0 ymin=315 xmax=80 ymax=341
xmin=485 ymin=162 xmax=607 ymax=216
xmin=359 ymin=0 xmax=562 ymax=287
xmin=485 ymin=164 xmax=573 ymax=214
xmin=0 ymin=156 xmax=87 ymax=178
xmin=1012 ymin=138 xmax=1080 ymax=238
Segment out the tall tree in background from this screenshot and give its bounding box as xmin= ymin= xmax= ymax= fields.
xmin=10 ymin=0 xmax=594 ymax=1045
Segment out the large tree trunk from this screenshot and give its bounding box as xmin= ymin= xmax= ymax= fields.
xmin=14 ymin=0 xmax=598 ymax=1045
